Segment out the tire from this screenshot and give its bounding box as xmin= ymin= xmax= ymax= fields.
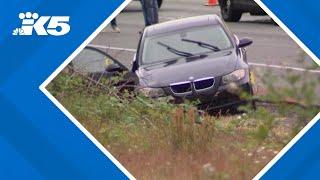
xmin=235 ymin=82 xmax=256 ymax=110
xmin=219 ymin=0 xmax=242 ymax=22
xmin=157 ymin=0 xmax=163 ymax=8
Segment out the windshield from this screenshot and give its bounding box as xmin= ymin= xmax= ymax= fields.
xmin=141 ymin=25 xmax=232 ymax=65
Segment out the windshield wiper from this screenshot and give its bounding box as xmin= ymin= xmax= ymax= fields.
xmin=181 ymin=38 xmax=220 ymax=52
xmin=157 ymin=42 xmax=194 ymax=57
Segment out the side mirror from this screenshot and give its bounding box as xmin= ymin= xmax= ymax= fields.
xmin=238 ymin=38 xmax=253 ymax=48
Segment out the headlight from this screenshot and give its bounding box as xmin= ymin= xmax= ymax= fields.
xmin=222 ymin=69 xmax=246 ymax=84
xmin=139 ymin=87 xmax=165 ymax=98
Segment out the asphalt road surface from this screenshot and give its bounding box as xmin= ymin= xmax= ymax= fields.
xmin=86 ymin=0 xmax=319 ymax=97
xmin=91 ymin=0 xmax=317 ymax=68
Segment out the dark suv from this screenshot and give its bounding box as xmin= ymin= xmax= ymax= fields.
xmin=218 ymin=0 xmax=266 ymax=22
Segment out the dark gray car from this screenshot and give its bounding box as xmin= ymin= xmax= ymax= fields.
xmin=73 ymin=15 xmax=255 ymax=109
xmin=132 ymin=15 xmax=254 ymax=106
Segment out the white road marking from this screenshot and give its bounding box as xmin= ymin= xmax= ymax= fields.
xmin=88 ymin=44 xmax=136 ymax=52
xmin=249 ymin=62 xmax=320 ymax=74
xmin=159 ymin=16 xmax=178 ymax=20
xmin=88 ymin=44 xmax=320 ymax=74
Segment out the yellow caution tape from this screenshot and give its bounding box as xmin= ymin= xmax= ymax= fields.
xmin=250 ymin=72 xmax=256 ymax=85
xmin=105 ymin=58 xmax=111 ymax=66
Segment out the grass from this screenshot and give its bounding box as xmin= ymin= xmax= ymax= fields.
xmin=47 ymin=68 xmax=319 ymax=180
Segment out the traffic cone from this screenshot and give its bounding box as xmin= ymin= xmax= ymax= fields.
xmin=205 ymin=0 xmax=218 ymax=6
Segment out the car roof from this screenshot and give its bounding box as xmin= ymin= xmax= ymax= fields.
xmin=144 ymin=15 xmax=222 ymax=37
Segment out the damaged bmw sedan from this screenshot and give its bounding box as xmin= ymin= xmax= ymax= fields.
xmin=132 ymin=15 xmax=255 ymax=108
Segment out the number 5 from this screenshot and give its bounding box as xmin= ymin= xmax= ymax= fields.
xmin=47 ymin=16 xmax=70 ymax=36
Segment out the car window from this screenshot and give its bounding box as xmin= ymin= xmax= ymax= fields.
xmin=142 ymin=25 xmax=232 ymax=65
xmin=73 ymin=48 xmax=117 ymax=73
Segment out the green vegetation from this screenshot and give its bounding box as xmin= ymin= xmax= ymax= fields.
xmin=47 ymin=68 xmax=319 ymax=180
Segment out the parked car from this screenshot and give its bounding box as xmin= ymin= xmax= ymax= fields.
xmin=218 ymin=0 xmax=267 ymax=22
xmin=74 ymin=15 xmax=255 ymax=109
xmin=132 ymin=15 xmax=255 ymax=108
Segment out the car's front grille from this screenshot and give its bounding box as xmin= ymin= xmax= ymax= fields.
xmin=170 ymin=81 xmax=192 ymax=94
xmin=194 ymin=77 xmax=215 ymax=91
xmin=170 ymin=77 xmax=215 ymax=95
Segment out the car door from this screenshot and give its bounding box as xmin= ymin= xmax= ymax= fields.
xmin=72 ymin=46 xmax=128 ymax=76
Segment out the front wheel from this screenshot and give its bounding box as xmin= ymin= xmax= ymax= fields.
xmin=234 ymin=82 xmax=256 ymax=110
xmin=219 ymin=0 xmax=242 ymax=22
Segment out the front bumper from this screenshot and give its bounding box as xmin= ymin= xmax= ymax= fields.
xmin=154 ymin=82 xmax=251 ymax=110
xmin=164 ymin=72 xmax=250 ymax=98
xmin=155 ymin=73 xmax=251 ymax=106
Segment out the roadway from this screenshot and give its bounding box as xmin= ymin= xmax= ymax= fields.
xmin=87 ymin=0 xmax=320 ymax=97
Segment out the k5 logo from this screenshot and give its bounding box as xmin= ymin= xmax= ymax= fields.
xmin=13 ymin=12 xmax=70 ymax=36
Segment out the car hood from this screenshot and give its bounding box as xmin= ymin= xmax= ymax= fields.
xmin=138 ymin=50 xmax=238 ymax=87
